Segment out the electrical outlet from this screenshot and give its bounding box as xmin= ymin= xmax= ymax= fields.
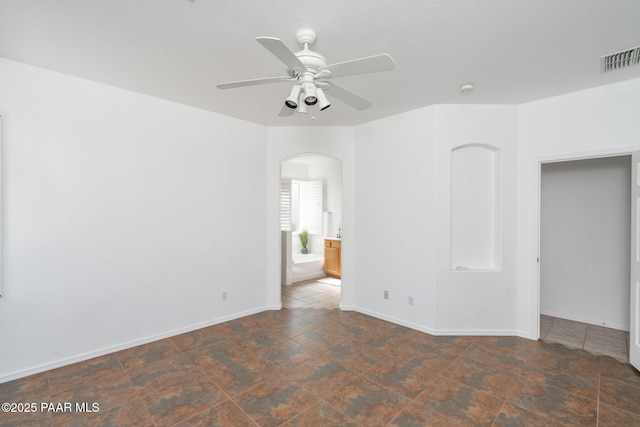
xmin=222 ymin=291 xmax=227 ymax=301
xmin=384 ymin=290 xmax=389 ymax=300
xmin=408 ymin=296 xmax=414 ymax=306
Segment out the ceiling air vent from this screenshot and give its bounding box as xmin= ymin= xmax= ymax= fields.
xmin=601 ymin=46 xmax=640 ymax=72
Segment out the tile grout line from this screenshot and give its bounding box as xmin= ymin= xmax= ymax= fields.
xmin=491 ymin=337 xmax=533 ymax=426
xmin=321 ymin=395 xmax=365 ymax=427
xmin=291 ymin=360 xmax=367 ymax=426
xmin=596 ymin=356 xmax=602 ymax=427
xmin=501 ymin=336 xmax=603 ymax=426
xmin=114 ymin=351 xmax=156 ymax=426
xmin=184 ymin=350 xmax=259 ymax=427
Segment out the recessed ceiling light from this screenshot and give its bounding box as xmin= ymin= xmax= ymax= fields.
xmin=459 ymin=83 xmax=474 ymax=93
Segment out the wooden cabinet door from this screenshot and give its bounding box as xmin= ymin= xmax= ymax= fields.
xmin=324 ymin=246 xmax=341 ymax=277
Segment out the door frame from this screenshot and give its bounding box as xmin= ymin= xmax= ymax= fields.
xmin=278 ymin=153 xmax=344 ymax=306
xmin=532 ymin=146 xmax=637 ymax=341
xmin=0 ymin=116 xmax=3 ymax=297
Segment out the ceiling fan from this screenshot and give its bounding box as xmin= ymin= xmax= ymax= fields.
xmin=216 ymin=29 xmax=395 ymax=117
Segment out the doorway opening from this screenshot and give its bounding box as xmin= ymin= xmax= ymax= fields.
xmin=280 ymin=154 xmax=343 ymax=309
xmin=539 ymin=155 xmax=631 ymax=362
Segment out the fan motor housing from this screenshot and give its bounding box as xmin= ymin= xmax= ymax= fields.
xmin=295 ymin=49 xmax=326 ymax=72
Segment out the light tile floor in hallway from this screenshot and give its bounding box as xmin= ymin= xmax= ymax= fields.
xmin=282 ymin=277 xmax=341 ymax=309
xmin=541 ymin=314 xmax=630 ymax=363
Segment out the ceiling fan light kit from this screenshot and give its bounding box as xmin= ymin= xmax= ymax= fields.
xmin=284 ymin=85 xmax=300 ymax=108
xmin=302 ymin=79 xmax=318 ymax=106
xmin=217 ymin=29 xmax=395 ymax=117
xmin=296 ymin=93 xmax=308 ymax=114
xmin=316 ymin=87 xmax=331 ymax=111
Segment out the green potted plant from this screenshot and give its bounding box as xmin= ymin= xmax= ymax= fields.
xmin=299 ymin=229 xmax=309 ymax=254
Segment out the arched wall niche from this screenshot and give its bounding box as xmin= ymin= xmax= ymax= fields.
xmin=450 ymin=143 xmax=503 ymax=271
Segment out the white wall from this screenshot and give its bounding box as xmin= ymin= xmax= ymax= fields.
xmin=0 ymin=58 xmax=268 ymax=382
xmin=434 ymin=106 xmax=519 ymax=334
xmin=309 ymin=159 xmax=342 ymax=239
xmin=354 ymin=105 xmax=519 ymax=335
xmin=518 ymin=77 xmax=640 ymax=339
xmin=280 ymin=162 xmax=307 ymax=179
xmin=266 ymin=127 xmax=355 ymax=308
xmin=540 ymin=157 xmax=630 ymax=330
xmin=3 ymin=54 xmax=639 ymax=382
xmin=354 ymin=107 xmax=438 ymax=331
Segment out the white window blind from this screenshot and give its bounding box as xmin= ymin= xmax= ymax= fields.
xmin=280 ymin=178 xmax=292 ymax=231
xmin=286 ymin=179 xmax=323 ymax=234
xmin=304 ymin=180 xmax=323 ymax=235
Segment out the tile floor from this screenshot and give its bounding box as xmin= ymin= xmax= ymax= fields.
xmin=3 ymin=302 xmax=640 ymax=425
xmin=282 ymin=278 xmax=341 ymax=310
xmin=541 ymin=314 xmax=630 ymax=363
xmin=284 ymin=281 xmax=633 ymax=363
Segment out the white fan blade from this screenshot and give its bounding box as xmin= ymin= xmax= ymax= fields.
xmin=256 ymin=37 xmax=307 ymax=76
xmin=279 ymin=104 xmax=295 ymax=117
xmin=216 ymin=76 xmax=295 ymax=89
xmin=325 ymin=82 xmax=372 ymax=110
xmin=319 ymin=54 xmax=394 ymax=79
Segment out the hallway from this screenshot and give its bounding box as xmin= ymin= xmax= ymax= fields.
xmin=540 ymin=315 xmax=629 ymax=363
xmin=282 ymin=278 xmax=341 ymax=309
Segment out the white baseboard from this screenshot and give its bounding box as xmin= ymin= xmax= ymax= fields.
xmin=292 ymin=272 xmax=326 ymax=283
xmin=514 ymin=330 xmax=539 ymax=341
xmin=353 ymin=307 xmax=437 ymax=335
xmin=0 ymin=306 xmax=270 ymax=385
xmin=352 ymin=307 xmax=528 ymax=338
xmin=432 ymin=328 xmax=523 ymax=337
xmin=3 ymin=304 xmax=543 ymax=385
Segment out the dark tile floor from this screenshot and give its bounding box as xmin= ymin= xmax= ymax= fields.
xmin=2 ymin=307 xmax=640 ymax=426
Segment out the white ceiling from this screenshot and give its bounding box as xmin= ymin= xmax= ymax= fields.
xmin=1 ymin=0 xmax=639 ymax=126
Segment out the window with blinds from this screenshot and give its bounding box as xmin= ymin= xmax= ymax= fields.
xmin=281 ymin=178 xmax=323 ymax=234
xmin=302 ymin=180 xmax=323 ymax=235
xmin=280 ymin=178 xmax=292 ymax=231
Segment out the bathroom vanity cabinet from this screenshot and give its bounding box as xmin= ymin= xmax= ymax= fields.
xmin=324 ymin=238 xmax=341 ymax=278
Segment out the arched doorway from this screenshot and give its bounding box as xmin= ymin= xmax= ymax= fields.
xmin=279 ymin=153 xmax=343 ymax=308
